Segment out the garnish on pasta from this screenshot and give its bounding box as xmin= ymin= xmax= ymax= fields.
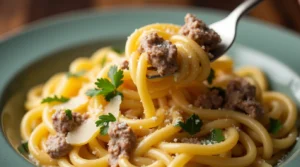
xmin=210 ymin=128 xmax=225 ymax=143
xmin=64 ymin=109 xmax=72 ymax=120
xmin=86 ymin=65 xmax=123 ymax=101
xmin=17 ymin=142 xmax=29 ymax=154
xmin=207 ymin=69 xmax=215 ymax=84
xmin=176 ymin=114 xmax=203 ymax=135
xmin=269 ymin=118 xmax=283 ymax=134
xmin=41 ymin=95 xmax=69 ymax=104
xmin=95 ymin=113 xmax=116 ymax=135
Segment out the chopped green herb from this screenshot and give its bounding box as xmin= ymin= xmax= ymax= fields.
xmin=86 ymin=65 xmax=124 ymax=101
xmin=107 ymin=65 xmax=124 ymax=88
xmin=210 ymin=87 xmax=226 ymax=97
xmin=95 ymin=113 xmax=116 ymax=135
xmin=65 ymin=109 xmax=72 ymax=120
xmin=207 ymin=69 xmax=215 ymax=84
xmin=95 ymin=78 xmax=116 ymax=95
xmin=41 ymin=95 xmax=69 ymax=104
xmin=100 ymin=126 xmax=109 ymax=136
xmin=269 ymin=118 xmax=282 ymax=134
xmin=86 ymin=89 xmax=102 ymax=97
xmin=210 ymin=128 xmax=225 ymax=143
xmin=112 ymin=47 xmax=124 ymax=54
xmin=17 ymin=142 xmax=29 ymax=154
xmin=66 ymin=70 xmax=85 ymax=78
xmin=100 ymin=56 xmax=107 ymax=67
xmin=176 ymin=114 xmax=202 ymax=135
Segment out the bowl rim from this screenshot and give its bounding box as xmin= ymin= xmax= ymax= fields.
xmin=0 ymin=6 xmax=300 ymax=166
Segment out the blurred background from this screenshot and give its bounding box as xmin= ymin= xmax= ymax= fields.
xmin=0 ymin=0 xmax=300 ymax=37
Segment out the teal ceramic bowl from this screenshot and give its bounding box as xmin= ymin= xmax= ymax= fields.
xmin=1 ymin=7 xmax=300 ymax=166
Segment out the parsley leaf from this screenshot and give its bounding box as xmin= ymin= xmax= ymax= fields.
xmin=86 ymin=65 xmax=124 ymax=101
xmin=108 ymin=65 xmax=124 ymax=88
xmin=65 ymin=109 xmax=72 ymax=120
xmin=66 ymin=71 xmax=85 ymax=78
xmin=95 ymin=78 xmax=116 ymax=95
xmin=104 ymin=91 xmax=118 ymax=101
xmin=95 ymin=113 xmax=116 ymax=135
xmin=269 ymin=118 xmax=282 ymax=134
xmin=176 ymin=114 xmax=202 ymax=135
xmin=17 ymin=142 xmax=29 ymax=154
xmin=210 ymin=129 xmax=225 ymax=143
xmin=86 ymin=89 xmax=102 ymax=97
xmin=41 ymin=95 xmax=69 ymax=104
xmin=207 ymin=69 xmax=215 ymax=84
xmin=100 ymin=126 xmax=109 ymax=136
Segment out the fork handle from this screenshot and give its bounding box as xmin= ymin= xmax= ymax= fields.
xmin=229 ymin=0 xmax=263 ymax=22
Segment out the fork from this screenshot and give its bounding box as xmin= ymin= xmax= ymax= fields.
xmin=147 ymin=0 xmax=263 ymax=79
xmin=209 ymin=0 xmax=263 ymax=61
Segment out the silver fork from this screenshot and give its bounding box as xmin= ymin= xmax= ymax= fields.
xmin=147 ymin=0 xmax=263 ymax=79
xmin=209 ymin=0 xmax=263 ymax=61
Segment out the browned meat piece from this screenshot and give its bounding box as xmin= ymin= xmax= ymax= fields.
xmin=108 ymin=122 xmax=136 ymax=167
xmin=225 ymin=78 xmax=264 ymax=118
xmin=138 ymin=32 xmax=178 ymax=76
xmin=194 ymin=88 xmax=224 ymax=109
xmin=120 ymin=60 xmax=129 ymax=70
xmin=52 ymin=110 xmax=88 ymax=134
xmin=45 ymin=134 xmax=72 ymax=159
xmin=180 ymin=13 xmax=221 ymax=59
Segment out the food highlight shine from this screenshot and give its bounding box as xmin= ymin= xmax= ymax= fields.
xmin=20 ymin=13 xmax=298 ymax=167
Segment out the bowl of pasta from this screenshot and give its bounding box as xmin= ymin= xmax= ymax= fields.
xmin=1 ymin=7 xmax=300 ymax=167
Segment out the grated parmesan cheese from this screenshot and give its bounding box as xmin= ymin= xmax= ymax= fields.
xmin=151 ymin=116 xmax=158 ymax=121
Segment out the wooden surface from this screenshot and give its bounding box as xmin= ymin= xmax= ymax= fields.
xmin=0 ymin=0 xmax=300 ymax=37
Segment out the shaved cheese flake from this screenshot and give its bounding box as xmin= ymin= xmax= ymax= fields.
xmin=53 ymin=95 xmax=88 ymax=111
xmin=104 ymin=95 xmax=122 ymax=120
xmin=66 ymin=95 xmax=121 ymax=145
xmin=66 ymin=118 xmax=99 ymax=145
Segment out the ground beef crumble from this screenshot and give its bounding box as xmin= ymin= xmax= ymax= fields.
xmin=194 ymin=78 xmax=263 ymax=118
xmin=45 ymin=110 xmax=88 ymax=159
xmin=120 ymin=60 xmax=129 ymax=70
xmin=138 ymin=32 xmax=178 ymax=76
xmin=45 ymin=134 xmax=72 ymax=159
xmin=224 ymin=78 xmax=264 ymax=118
xmin=52 ymin=109 xmax=88 ymax=134
xmin=194 ymin=88 xmax=224 ymax=109
xmin=108 ymin=122 xmax=136 ymax=167
xmin=180 ymin=13 xmax=221 ymax=59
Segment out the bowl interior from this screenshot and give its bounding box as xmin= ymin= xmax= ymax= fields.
xmin=1 ymin=40 xmax=300 ymax=166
